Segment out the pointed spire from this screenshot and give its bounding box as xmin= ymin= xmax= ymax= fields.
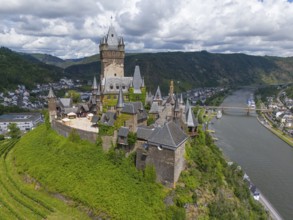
xmin=47 ymin=87 xmax=56 ymax=98
xmin=180 ymin=93 xmax=184 ymax=105
xmin=119 ymin=37 xmax=124 ymax=45
xmin=97 ymin=83 xmax=101 ymax=95
xmin=116 ymin=86 xmax=124 ymax=108
xmin=185 ymin=98 xmax=190 ymax=113
xmin=92 ymin=76 xmax=98 ymax=90
xmin=106 ymin=24 xmax=119 ymax=46
xmin=186 ymin=106 xmax=197 ymax=127
xmin=133 ymin=65 xmax=142 ymax=91
xmin=174 ymin=94 xmax=180 ymax=112
xmin=154 ymin=86 xmax=162 ymax=101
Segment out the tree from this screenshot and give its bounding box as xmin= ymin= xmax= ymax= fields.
xmin=65 ymin=90 xmax=81 ymax=103
xmin=127 ymin=132 xmax=137 ymax=146
xmin=8 ymin=123 xmax=21 ymax=139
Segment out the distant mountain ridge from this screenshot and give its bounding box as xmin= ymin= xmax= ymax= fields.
xmin=49 ymin=51 xmax=293 ymax=93
xmin=1 ymin=47 xmax=293 ymax=93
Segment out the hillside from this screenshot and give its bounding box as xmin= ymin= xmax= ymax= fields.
xmin=0 ymin=47 xmax=63 ymax=91
xmin=62 ymin=51 xmax=293 ymax=93
xmin=7 ymin=123 xmax=268 ymax=219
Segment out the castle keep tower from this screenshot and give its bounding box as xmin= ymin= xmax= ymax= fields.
xmin=99 ymin=24 xmax=125 ymax=82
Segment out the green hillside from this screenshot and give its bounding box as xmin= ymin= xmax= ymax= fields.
xmin=0 ymin=47 xmax=63 ymax=91
xmin=62 ymin=51 xmax=293 ymax=93
xmin=7 ymin=123 xmax=268 ymax=219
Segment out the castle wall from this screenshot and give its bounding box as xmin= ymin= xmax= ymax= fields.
xmin=52 ymin=120 xmax=97 ymax=143
xmin=136 ymin=142 xmax=186 ymax=188
xmin=174 ymin=143 xmax=186 ymax=183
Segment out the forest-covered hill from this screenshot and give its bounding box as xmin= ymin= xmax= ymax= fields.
xmin=62 ymin=51 xmax=293 ymax=93
xmin=0 ymin=47 xmax=63 ymax=91
xmin=2 ymin=47 xmax=293 ymax=93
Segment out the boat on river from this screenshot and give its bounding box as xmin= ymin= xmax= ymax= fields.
xmin=216 ymin=110 xmax=222 ymax=119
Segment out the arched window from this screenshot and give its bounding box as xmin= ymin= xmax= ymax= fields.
xmin=110 ymin=84 xmax=113 ymax=90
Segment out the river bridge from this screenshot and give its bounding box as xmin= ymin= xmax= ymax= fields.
xmin=203 ymin=105 xmax=273 ymax=115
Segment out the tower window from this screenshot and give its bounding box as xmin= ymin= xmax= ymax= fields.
xmin=111 ymin=34 xmax=114 ymax=37
xmin=116 ymin=85 xmax=119 ymax=90
xmin=110 ymin=85 xmax=113 ymax=90
xmin=114 ymin=73 xmax=117 ymax=76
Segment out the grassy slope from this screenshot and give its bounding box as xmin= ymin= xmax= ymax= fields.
xmin=8 ymin=120 xmax=268 ymax=219
xmin=12 ymin=125 xmax=166 ymax=220
xmin=0 ymin=140 xmax=89 ymax=220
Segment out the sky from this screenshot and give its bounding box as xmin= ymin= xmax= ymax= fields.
xmin=1 ymin=0 xmax=293 ymax=59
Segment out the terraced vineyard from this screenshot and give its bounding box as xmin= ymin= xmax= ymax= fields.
xmin=0 ymin=140 xmax=89 ymax=220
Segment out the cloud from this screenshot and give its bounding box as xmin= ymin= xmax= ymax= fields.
xmin=0 ymin=0 xmax=293 ymax=58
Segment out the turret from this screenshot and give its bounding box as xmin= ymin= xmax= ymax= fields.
xmin=116 ymin=86 xmax=124 ymax=115
xmin=174 ymin=94 xmax=180 ymax=119
xmin=47 ymin=87 xmax=57 ymax=122
xmin=118 ymin=37 xmax=125 ymax=51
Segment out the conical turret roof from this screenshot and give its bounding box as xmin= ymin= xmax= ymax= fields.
xmin=185 ymin=98 xmax=190 ymax=113
xmin=174 ymin=94 xmax=180 ymax=112
xmin=180 ymin=93 xmax=184 ymax=105
xmin=106 ymin=25 xmax=119 ymax=47
xmin=116 ymin=86 xmax=124 ymax=108
xmin=154 ymin=86 xmax=162 ymax=101
xmin=47 ymin=87 xmax=56 ymax=98
xmin=92 ymin=76 xmax=98 ymax=90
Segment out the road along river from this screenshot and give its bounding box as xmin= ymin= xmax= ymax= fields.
xmin=210 ymin=89 xmax=293 ymax=219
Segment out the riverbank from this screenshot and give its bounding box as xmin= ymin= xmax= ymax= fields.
xmin=257 ymin=113 xmax=293 ymax=147
xmin=258 ymin=192 xmax=283 ymax=220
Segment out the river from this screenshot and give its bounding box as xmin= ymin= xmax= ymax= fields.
xmin=211 ymin=89 xmax=293 ymax=220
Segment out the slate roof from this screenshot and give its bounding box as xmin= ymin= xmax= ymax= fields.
xmin=91 ymin=115 xmax=99 ymax=124
xmin=180 ymin=93 xmax=184 ymax=105
xmin=92 ymin=76 xmax=98 ymax=90
xmin=47 ymin=87 xmax=56 ymax=98
xmin=153 ymin=86 xmax=162 ymax=101
xmin=122 ymin=102 xmax=143 ymax=114
xmin=185 ymin=99 xmax=190 ymax=113
xmin=59 ymin=98 xmax=72 ymax=108
xmin=174 ymin=95 xmax=180 ymax=112
xmin=118 ymin=127 xmax=129 ymax=137
xmin=100 ymin=112 xmax=116 ymax=126
xmin=116 ymin=87 xmax=124 ymax=108
xmin=63 ymin=107 xmax=79 ymax=114
xmin=147 ymin=121 xmax=188 ymax=150
xmin=149 ymin=102 xmax=159 ymax=114
xmin=132 ymin=65 xmax=143 ymax=94
xmin=103 ymin=77 xmax=132 ymax=93
xmin=106 ymin=25 xmax=119 ymax=48
xmin=122 ymin=102 xmax=147 ymax=121
xmin=80 ymin=104 xmax=89 ymax=112
xmin=137 ymin=126 xmax=155 ymax=140
xmin=186 ymin=106 xmax=198 ymax=127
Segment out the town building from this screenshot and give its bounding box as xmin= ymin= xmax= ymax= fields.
xmin=0 ymin=112 xmax=42 ymax=133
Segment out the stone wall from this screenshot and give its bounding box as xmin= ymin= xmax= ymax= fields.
xmin=174 ymin=143 xmax=186 ymax=184
xmin=136 ymin=142 xmax=186 ymax=188
xmin=101 ymin=130 xmax=117 ymax=151
xmin=52 ymin=120 xmax=97 ymax=143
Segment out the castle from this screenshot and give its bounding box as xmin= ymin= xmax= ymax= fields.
xmin=48 ymin=23 xmax=198 ymax=187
